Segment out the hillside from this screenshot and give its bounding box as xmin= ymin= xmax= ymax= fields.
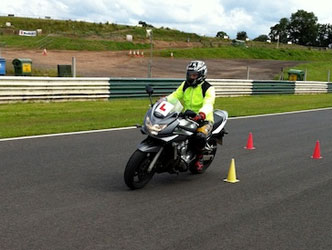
xmin=0 ymin=16 xmax=307 ymax=51
xmin=0 ymin=16 xmax=203 ymax=40
xmin=0 ymin=16 xmax=207 ymax=50
xmin=1 ymin=16 xmax=332 ymax=81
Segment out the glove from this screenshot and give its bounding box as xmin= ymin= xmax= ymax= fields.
xmin=184 ymin=110 xmax=197 ymax=118
xmin=193 ymin=112 xmax=206 ymax=122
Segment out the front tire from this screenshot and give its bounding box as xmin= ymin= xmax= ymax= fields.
xmin=124 ymin=150 xmax=156 ymax=190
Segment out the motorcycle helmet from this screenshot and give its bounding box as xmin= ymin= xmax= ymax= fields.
xmin=186 ymin=60 xmax=207 ymax=87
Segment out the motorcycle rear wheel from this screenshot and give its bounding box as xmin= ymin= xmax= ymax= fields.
xmin=189 ymin=140 xmax=218 ymax=174
xmin=124 ymin=150 xmax=156 ymax=189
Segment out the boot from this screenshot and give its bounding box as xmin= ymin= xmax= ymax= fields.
xmin=194 ymin=154 xmax=204 ymax=171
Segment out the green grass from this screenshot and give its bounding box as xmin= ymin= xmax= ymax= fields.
xmin=0 ymin=100 xmax=150 ymax=138
xmin=1 ymin=94 xmax=332 ymax=138
xmin=156 ymin=47 xmax=332 ymax=82
xmin=281 ymin=61 xmax=332 ymax=82
xmin=5 ymin=68 xmax=58 ymax=77
xmin=0 ymin=16 xmax=130 ymax=34
xmin=0 ymin=16 xmax=203 ymax=45
xmin=156 ymin=47 xmax=332 ymax=61
xmin=0 ymin=35 xmax=150 ymax=51
xmin=215 ymin=94 xmax=332 ymax=116
xmin=0 ymin=16 xmax=317 ymax=51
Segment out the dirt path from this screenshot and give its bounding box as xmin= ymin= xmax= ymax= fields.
xmin=2 ymin=48 xmax=299 ymax=79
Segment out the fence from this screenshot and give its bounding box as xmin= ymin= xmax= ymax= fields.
xmin=0 ymin=76 xmax=331 ymax=102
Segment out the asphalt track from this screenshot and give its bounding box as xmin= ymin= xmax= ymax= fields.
xmin=1 ymin=109 xmax=332 ymax=250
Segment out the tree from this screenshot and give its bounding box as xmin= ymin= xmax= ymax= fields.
xmin=288 ymin=10 xmax=318 ymax=45
xmin=216 ymin=31 xmax=229 ymax=38
xmin=236 ymin=31 xmax=247 ymax=40
xmin=317 ymin=24 xmax=332 ymax=47
xmin=138 ymin=21 xmax=154 ymax=28
xmin=253 ymin=34 xmax=269 ymax=42
xmin=269 ymin=17 xmax=290 ymax=43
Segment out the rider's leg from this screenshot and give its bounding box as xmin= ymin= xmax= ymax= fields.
xmin=194 ymin=122 xmax=213 ymax=171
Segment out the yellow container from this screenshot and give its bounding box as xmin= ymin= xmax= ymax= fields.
xmin=22 ymin=63 xmax=31 ymax=73
xmin=288 ymin=69 xmax=304 ymax=81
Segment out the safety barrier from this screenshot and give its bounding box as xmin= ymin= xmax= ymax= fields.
xmin=328 ymin=83 xmax=332 ymax=93
xmin=109 ymin=78 xmax=180 ymax=98
xmin=0 ymin=77 xmax=110 ymax=102
xmin=295 ymin=81 xmax=328 ymax=94
xmin=0 ymin=76 xmax=331 ymax=102
xmin=208 ymin=79 xmax=253 ymax=96
xmin=252 ymin=81 xmax=295 ymax=95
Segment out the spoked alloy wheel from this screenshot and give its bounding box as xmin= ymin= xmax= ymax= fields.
xmin=124 ymin=150 xmax=156 ymax=190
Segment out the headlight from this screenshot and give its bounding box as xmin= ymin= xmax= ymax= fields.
xmin=145 ymin=117 xmax=167 ymax=135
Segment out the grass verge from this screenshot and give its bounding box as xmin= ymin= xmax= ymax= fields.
xmin=0 ymin=35 xmax=150 ymax=51
xmin=156 ymin=47 xmax=332 ymax=61
xmin=281 ymin=61 xmax=332 ymax=82
xmin=1 ymin=94 xmax=332 ymax=139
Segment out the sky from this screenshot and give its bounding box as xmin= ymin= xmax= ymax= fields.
xmin=2 ymin=0 xmax=332 ymax=39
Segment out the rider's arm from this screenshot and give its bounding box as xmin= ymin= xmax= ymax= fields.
xmin=199 ymin=86 xmax=215 ymax=119
xmin=167 ymin=81 xmax=185 ymax=104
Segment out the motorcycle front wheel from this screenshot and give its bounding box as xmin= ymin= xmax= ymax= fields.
xmin=124 ymin=150 xmax=156 ymax=190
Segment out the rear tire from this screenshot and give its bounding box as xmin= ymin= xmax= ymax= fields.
xmin=124 ymin=150 xmax=156 ymax=190
xmin=189 ymin=140 xmax=217 ymax=174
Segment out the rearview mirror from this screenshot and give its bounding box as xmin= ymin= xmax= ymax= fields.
xmin=145 ymin=84 xmax=154 ymax=96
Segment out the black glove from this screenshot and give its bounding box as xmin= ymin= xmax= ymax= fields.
xmin=184 ymin=110 xmax=197 ymax=118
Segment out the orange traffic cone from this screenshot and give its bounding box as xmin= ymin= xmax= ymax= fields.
xmin=311 ymin=140 xmax=322 ymax=159
xmin=42 ymin=48 xmax=47 ymax=56
xmin=244 ymin=132 xmax=255 ymax=150
xmin=224 ymin=158 xmax=239 ymax=183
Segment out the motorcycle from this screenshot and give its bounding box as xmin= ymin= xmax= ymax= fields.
xmin=124 ymin=85 xmax=228 ymax=189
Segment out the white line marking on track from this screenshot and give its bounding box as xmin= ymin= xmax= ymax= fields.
xmin=0 ymin=127 xmax=136 ymax=142
xmin=228 ymin=107 xmax=332 ymax=120
xmin=1 ymin=107 xmax=331 ymax=142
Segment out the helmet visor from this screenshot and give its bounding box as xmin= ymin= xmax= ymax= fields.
xmin=187 ymin=71 xmax=199 ymax=80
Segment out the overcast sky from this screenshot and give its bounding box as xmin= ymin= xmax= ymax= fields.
xmin=2 ymin=0 xmax=332 ymax=38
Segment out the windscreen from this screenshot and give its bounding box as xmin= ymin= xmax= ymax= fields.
xmin=154 ymin=99 xmax=183 ymax=118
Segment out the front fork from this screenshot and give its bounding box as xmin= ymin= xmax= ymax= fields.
xmin=147 ymin=147 xmax=164 ymax=173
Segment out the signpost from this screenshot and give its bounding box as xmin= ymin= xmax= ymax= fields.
xmin=146 ymin=29 xmax=153 ymax=78
xmin=19 ymin=30 xmax=37 ymax=37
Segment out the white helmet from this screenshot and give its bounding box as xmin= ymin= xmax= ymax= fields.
xmin=186 ymin=60 xmax=207 ymax=87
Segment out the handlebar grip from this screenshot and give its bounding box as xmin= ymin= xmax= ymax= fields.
xmin=183 ymin=110 xmax=197 ymax=118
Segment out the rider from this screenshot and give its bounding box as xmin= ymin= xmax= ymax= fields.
xmin=167 ymin=60 xmax=215 ymax=171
